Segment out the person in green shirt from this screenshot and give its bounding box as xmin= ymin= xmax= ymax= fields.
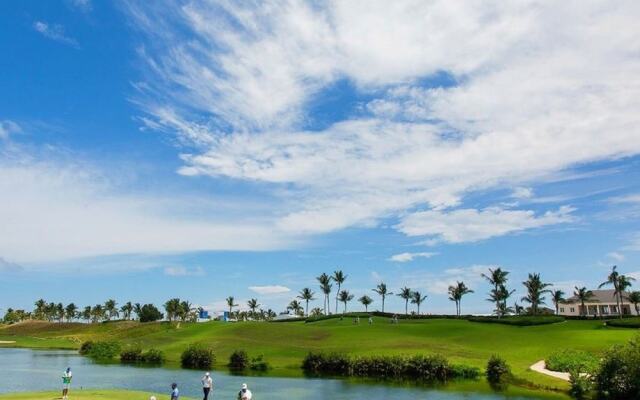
xmin=62 ymin=367 xmax=72 ymax=400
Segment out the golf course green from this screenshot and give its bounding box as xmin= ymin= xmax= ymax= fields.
xmin=1 ymin=317 xmax=637 ymax=391
xmin=0 ymin=389 xmax=192 ymax=400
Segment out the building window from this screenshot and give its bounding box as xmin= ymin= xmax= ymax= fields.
xmin=560 ymin=307 xmax=565 ymax=313
xmin=611 ymin=305 xmax=618 ymax=314
xmin=570 ymin=307 xmax=575 ymax=313
xmin=602 ymin=305 xmax=609 ymax=314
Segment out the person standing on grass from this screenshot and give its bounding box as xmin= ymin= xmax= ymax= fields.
xmin=170 ymin=383 xmax=179 ymax=400
xmin=238 ymin=383 xmax=252 ymax=400
xmin=61 ymin=367 xmax=72 ymax=400
xmin=201 ymin=372 xmax=213 ymax=400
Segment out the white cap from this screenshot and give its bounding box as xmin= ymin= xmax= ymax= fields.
xmin=205 ymin=372 xmax=210 ymax=376
xmin=241 ymin=383 xmax=248 ymax=389
xmin=150 ymin=397 xmax=157 ymax=400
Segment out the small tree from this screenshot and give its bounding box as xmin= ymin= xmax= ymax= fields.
xmin=411 ymin=291 xmax=427 ymax=315
xmin=297 ymin=288 xmax=316 ymax=317
xmin=521 ymin=273 xmax=552 ymax=315
xmin=551 ymin=290 xmax=565 ymax=315
xmin=139 ymin=304 xmax=163 ymax=322
xmin=574 ymin=287 xmax=594 ymax=317
xmin=397 ymin=287 xmax=412 ymax=315
xmin=372 ymin=282 xmax=392 ymax=313
xmin=247 ymin=298 xmax=260 ymax=318
xmin=338 ymin=290 xmax=354 ymax=313
xmin=226 ymin=296 xmax=238 ymax=316
xmin=358 ymin=295 xmax=373 ymax=312
xmin=627 ymin=291 xmax=640 ymax=315
xmin=287 ymin=300 xmax=304 ymax=316
xmin=104 ymin=299 xmax=119 ymax=321
xmin=64 ymin=303 xmax=78 ymax=322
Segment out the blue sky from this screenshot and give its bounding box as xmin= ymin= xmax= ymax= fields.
xmin=1 ymin=1 xmax=640 ymax=316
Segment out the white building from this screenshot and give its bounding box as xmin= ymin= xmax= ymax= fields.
xmin=559 ymin=289 xmax=634 ymax=317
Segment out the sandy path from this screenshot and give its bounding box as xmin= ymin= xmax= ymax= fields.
xmin=0 ymin=340 xmax=16 ymax=344
xmin=529 ymin=360 xmax=570 ymax=381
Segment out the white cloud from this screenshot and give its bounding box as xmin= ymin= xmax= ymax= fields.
xmin=388 ymin=252 xmax=437 ymax=263
xmin=397 ymin=206 xmax=575 ymax=244
xmin=70 ymin=0 xmax=91 ymax=12
xmin=33 ymin=21 xmax=79 ymax=48
xmin=607 ymin=252 xmax=625 ymax=262
xmin=608 ymin=194 xmax=640 ymax=204
xmin=122 ymin=1 xmax=640 ymax=243
xmin=0 ymin=120 xmax=21 ymax=140
xmin=511 ymin=187 xmax=533 ymax=199
xmin=248 ymin=285 xmax=291 ymax=295
xmin=399 ymin=264 xmax=491 ymax=295
xmin=163 ymin=266 xmax=205 ymax=277
xmin=0 ymin=152 xmax=297 ymax=263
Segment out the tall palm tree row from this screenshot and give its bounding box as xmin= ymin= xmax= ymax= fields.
xmin=316 ymin=273 xmax=333 ymax=315
xmin=482 ymin=268 xmax=510 ymax=318
xmin=333 ymin=270 xmax=347 ymax=315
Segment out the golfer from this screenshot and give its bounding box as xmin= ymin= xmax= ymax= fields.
xmin=202 ymin=372 xmax=213 ymax=400
xmin=237 ymin=383 xmax=252 ymax=400
xmin=61 ymin=367 xmax=72 ymax=400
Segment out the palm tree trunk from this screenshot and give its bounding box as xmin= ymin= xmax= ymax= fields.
xmin=382 ymin=297 xmax=385 ymax=313
xmin=335 ymin=284 xmax=341 ymax=315
xmin=405 ymin=300 xmax=408 ymax=315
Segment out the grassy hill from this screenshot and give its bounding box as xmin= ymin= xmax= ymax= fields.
xmin=1 ymin=317 xmax=637 ymax=390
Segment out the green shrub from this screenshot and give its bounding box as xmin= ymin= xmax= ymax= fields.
xmin=546 ymin=349 xmax=599 ymax=373
xmin=301 ymin=352 xmax=476 ymax=381
xmin=181 ymin=344 xmax=215 ymax=369
xmin=568 ymin=369 xmax=592 ymax=400
xmin=486 ymin=355 xmax=510 ymax=384
xmin=141 ymin=348 xmax=165 ymax=364
xmin=79 ymin=341 xmax=94 ymax=355
xmin=594 ymin=335 xmax=640 ymax=399
xmin=249 ymin=355 xmax=269 ymax=371
xmin=81 ymin=340 xmax=121 ymax=359
xmin=120 ymin=347 xmax=164 ymax=364
xmin=469 ymin=316 xmax=564 ymax=326
xmin=229 ymin=350 xmax=249 ymax=370
xmin=138 ymin=304 xmax=164 ymax=323
xmin=120 ymin=348 xmax=143 ymax=363
xmin=605 ymin=317 xmax=640 ymax=328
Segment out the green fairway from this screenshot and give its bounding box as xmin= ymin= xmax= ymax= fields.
xmin=0 ymin=389 xmax=192 ymax=400
xmin=1 ymin=318 xmax=637 ymax=391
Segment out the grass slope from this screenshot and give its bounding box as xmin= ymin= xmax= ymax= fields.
xmin=0 ymin=389 xmax=192 ymax=400
xmin=1 ymin=318 xmax=636 ymax=390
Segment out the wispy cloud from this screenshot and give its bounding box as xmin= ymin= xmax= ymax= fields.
xmin=33 ymin=21 xmax=79 ymax=48
xmin=69 ymin=0 xmax=91 ymax=13
xmin=248 ymin=285 xmax=291 ymax=295
xmin=163 ymin=266 xmax=205 ymax=277
xmin=397 ymin=206 xmax=576 ymax=244
xmin=0 ymin=257 xmax=24 ymax=273
xmin=607 ymin=252 xmax=625 ymax=262
xmin=0 ymin=120 xmax=21 ymax=140
xmin=122 ymin=2 xmax=640 ymax=245
xmin=388 ymin=252 xmax=437 ymax=263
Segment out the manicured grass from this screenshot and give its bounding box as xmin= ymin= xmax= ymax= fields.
xmin=1 ymin=318 xmax=636 ymax=391
xmin=605 ymin=316 xmax=640 ymax=328
xmin=0 ymin=389 xmax=193 ymax=400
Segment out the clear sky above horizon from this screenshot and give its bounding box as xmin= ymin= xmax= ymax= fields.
xmin=1 ymin=1 xmax=639 ymax=315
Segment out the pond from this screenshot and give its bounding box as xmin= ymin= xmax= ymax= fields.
xmin=0 ymin=348 xmax=565 ymax=399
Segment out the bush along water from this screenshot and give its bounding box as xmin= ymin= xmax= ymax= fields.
xmin=568 ymin=369 xmax=592 ymax=400
xmin=228 ymin=350 xmax=249 ymax=370
xmin=301 ymin=352 xmax=479 ymax=381
xmin=486 ymin=355 xmax=511 ymax=387
xmin=120 ymin=347 xmax=165 ymax=364
xmin=594 ymin=335 xmax=640 ymax=399
xmin=79 ymin=340 xmax=121 ymax=359
xmin=181 ymin=344 xmax=215 ymax=369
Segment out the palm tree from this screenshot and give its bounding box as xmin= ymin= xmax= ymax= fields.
xmin=482 ymin=268 xmax=509 ymax=318
xmin=247 ymin=298 xmax=260 ymax=318
xmin=178 ymin=300 xmax=194 ymax=322
xmin=397 ymin=287 xmax=412 ymax=315
xmin=34 ymin=299 xmax=46 ymax=320
xmin=411 ymin=291 xmax=427 ymax=314
xmin=297 ymin=288 xmax=316 ymax=316
xmin=226 ymin=296 xmax=238 ymax=316
xmin=574 ymin=286 xmax=594 ymax=317
xmin=309 ymin=307 xmax=323 ymax=317
xmin=550 ymin=290 xmax=565 ymax=315
xmin=521 ymin=273 xmax=552 ymax=315
xmin=372 ymin=283 xmax=392 ymax=313
xmin=333 ymin=270 xmax=347 ymax=314
xmin=164 ymin=298 xmax=181 ymax=322
xmin=599 ymin=266 xmax=629 ymax=318
xmin=64 ymin=303 xmax=78 ymax=322
xmin=448 ymin=281 xmax=474 ymax=317
xmin=81 ymin=306 xmax=92 ymax=323
xmin=120 ymin=302 xmax=133 ymax=320
xmin=338 ymin=290 xmax=354 ymax=313
xmin=287 ymin=300 xmax=304 ymax=316
xmin=358 ymin=295 xmax=373 ymax=312
xmin=627 ymin=291 xmax=640 ymax=315
xmin=55 ymin=303 xmax=64 ymax=322
xmin=91 ymin=304 xmax=105 ymax=323
xmin=617 ymin=275 xmax=635 ymax=316
xmin=133 ymin=303 xmax=142 ymax=320
xmin=317 ymin=273 xmax=333 ymax=314
xmin=104 ymin=299 xmax=119 ymax=321
xmin=489 ymin=285 xmax=515 ymax=317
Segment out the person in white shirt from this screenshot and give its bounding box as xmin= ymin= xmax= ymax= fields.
xmin=201 ymin=372 xmax=213 ymax=400
xmin=237 ymin=383 xmax=252 ymax=400
xmin=61 ymin=367 xmax=72 ymax=400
